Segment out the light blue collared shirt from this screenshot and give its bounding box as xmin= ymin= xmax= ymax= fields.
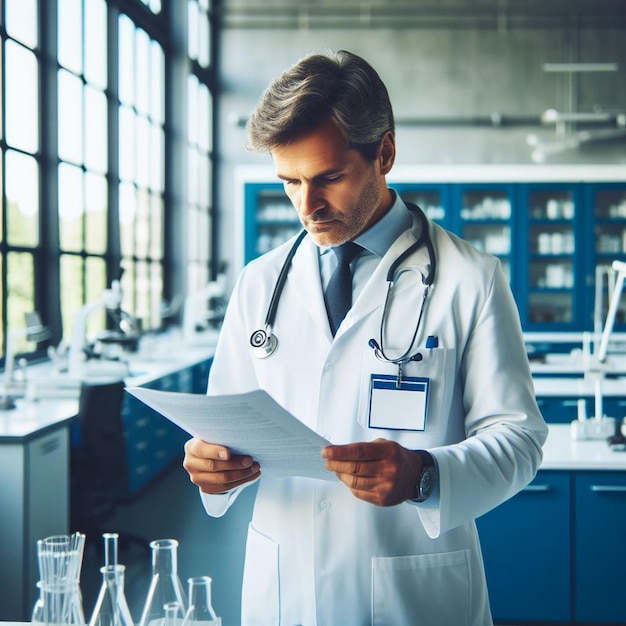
xmin=318 ymin=191 xmax=412 ymax=302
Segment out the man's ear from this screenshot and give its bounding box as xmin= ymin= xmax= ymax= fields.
xmin=378 ymin=131 xmax=396 ymax=175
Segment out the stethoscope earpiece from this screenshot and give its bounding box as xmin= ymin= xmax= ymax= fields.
xmin=250 ymin=327 xmax=278 ymax=359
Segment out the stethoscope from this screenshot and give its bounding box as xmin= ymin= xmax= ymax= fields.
xmin=249 ymin=203 xmax=436 ymax=360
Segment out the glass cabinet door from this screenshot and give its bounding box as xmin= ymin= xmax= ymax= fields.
xmin=592 ymin=186 xmax=626 ymax=330
xmin=458 ymin=187 xmax=513 ymax=283
xmin=526 ymin=188 xmax=577 ymax=327
xmin=395 ymin=184 xmax=447 ymax=226
xmin=245 ymin=184 xmax=300 ymax=261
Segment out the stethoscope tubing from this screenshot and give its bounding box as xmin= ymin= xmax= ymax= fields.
xmin=250 ymin=203 xmax=435 ymax=359
xmin=263 ymin=229 xmax=308 ymax=329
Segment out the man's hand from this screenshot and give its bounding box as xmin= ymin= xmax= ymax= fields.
xmin=321 ymin=438 xmax=422 ymax=506
xmin=183 ymin=438 xmax=261 ymax=495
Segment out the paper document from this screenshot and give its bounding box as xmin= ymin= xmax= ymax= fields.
xmin=127 ymin=387 xmax=335 ymax=481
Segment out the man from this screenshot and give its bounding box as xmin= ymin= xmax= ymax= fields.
xmin=183 ymin=50 xmax=547 ymax=625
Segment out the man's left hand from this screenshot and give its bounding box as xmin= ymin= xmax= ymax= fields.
xmin=321 ymin=438 xmax=422 ymax=506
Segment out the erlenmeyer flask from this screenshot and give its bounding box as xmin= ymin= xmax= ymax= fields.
xmin=182 ymin=577 xmax=221 ymax=626
xmin=139 ymin=539 xmax=187 ymax=626
xmin=88 ymin=533 xmax=134 ymax=626
xmin=88 ymin=565 xmax=134 ymax=626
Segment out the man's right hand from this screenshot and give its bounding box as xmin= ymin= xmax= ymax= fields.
xmin=183 ymin=438 xmax=261 ymax=494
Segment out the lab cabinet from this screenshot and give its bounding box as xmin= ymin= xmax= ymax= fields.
xmin=588 ymin=184 xmax=626 ymax=328
xmin=393 ymin=183 xmax=451 ymax=228
xmin=521 ymin=185 xmax=580 ymax=328
xmin=240 ymin=172 xmax=626 ymax=333
xmin=0 ymin=425 xmax=70 ymax=620
xmin=574 ymin=471 xmax=626 ymax=624
xmin=479 ymin=468 xmax=626 ymax=625
xmin=455 ymin=184 xmax=515 ymax=286
xmin=121 ymin=358 xmax=213 ymax=495
xmin=476 ymin=470 xmax=571 ymax=623
xmin=243 ymin=182 xmax=301 ymax=262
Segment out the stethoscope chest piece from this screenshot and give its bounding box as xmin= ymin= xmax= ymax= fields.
xmin=250 ymin=327 xmax=278 ymax=359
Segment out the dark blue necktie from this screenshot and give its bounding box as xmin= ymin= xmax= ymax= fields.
xmin=324 ymin=242 xmax=362 ymax=336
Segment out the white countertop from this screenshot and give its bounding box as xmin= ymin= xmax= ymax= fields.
xmin=533 ymin=376 xmax=626 ymax=397
xmin=0 ymin=398 xmax=78 ymax=441
xmin=542 ymin=423 xmax=626 ymax=470
xmin=0 ymin=333 xmax=215 ymax=442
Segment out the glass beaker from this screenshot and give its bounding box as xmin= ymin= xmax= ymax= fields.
xmin=139 ymin=539 xmax=187 ymax=626
xmin=88 ymin=565 xmax=134 ymax=626
xmin=182 ymin=577 xmax=221 ymax=626
xmin=32 ymin=580 xmax=85 ymax=626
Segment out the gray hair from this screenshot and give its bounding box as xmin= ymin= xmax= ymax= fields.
xmin=247 ymin=50 xmax=395 ymax=161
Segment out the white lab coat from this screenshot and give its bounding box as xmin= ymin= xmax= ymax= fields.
xmin=201 ymin=211 xmax=548 ymax=626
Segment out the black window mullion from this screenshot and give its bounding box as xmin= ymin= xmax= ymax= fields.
xmin=38 ymin=0 xmax=62 ymax=347
xmin=107 ymin=2 xmax=122 ymax=285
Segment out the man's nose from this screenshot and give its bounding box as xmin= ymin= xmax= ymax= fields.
xmin=298 ymin=183 xmax=324 ymax=216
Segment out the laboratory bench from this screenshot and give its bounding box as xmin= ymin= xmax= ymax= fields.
xmin=2 ymin=338 xmax=626 ymax=624
xmin=481 ymin=367 xmax=626 ymax=625
xmin=479 ymin=423 xmax=626 ymax=626
xmin=0 ymin=334 xmax=215 ymax=622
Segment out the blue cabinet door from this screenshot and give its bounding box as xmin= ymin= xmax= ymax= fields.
xmin=519 ymin=183 xmax=582 ymax=331
xmin=585 ymin=183 xmax=626 ymax=334
xmin=476 ymin=470 xmax=571 ymax=623
xmin=393 ymin=183 xmax=452 ymax=231
xmin=244 ymin=182 xmax=300 ymax=263
xmin=575 ymin=471 xmax=626 ymax=624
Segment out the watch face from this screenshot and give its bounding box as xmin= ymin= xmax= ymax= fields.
xmin=419 ymin=467 xmax=434 ymax=500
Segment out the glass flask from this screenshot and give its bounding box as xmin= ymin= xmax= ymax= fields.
xmin=139 ymin=539 xmax=187 ymax=626
xmin=163 ymin=602 xmax=183 ymax=626
xmin=182 ymin=577 xmax=221 ymax=626
xmin=88 ymin=565 xmax=134 ymax=626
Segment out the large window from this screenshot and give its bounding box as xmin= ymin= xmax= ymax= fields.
xmin=0 ymin=0 xmax=217 ymax=363
xmin=186 ymin=0 xmax=213 ymax=293
xmin=1 ymin=0 xmax=40 ymax=355
xmin=118 ymin=13 xmax=165 ymax=330
xmin=58 ymin=0 xmax=110 ymax=341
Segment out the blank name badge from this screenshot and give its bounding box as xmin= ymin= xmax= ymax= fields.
xmin=368 ymin=374 xmax=430 ymax=431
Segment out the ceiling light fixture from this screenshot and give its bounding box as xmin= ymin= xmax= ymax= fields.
xmin=543 ymin=63 xmax=619 ymax=73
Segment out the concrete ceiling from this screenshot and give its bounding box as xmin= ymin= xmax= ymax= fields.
xmin=219 ymin=0 xmax=626 ymax=29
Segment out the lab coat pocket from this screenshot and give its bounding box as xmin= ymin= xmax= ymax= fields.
xmin=371 ymin=549 xmax=471 ymax=626
xmin=241 ymin=523 xmax=280 ymax=625
xmin=358 ymin=346 xmax=457 ymax=441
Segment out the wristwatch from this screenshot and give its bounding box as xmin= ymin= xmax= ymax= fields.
xmin=412 ymin=450 xmax=436 ymax=503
